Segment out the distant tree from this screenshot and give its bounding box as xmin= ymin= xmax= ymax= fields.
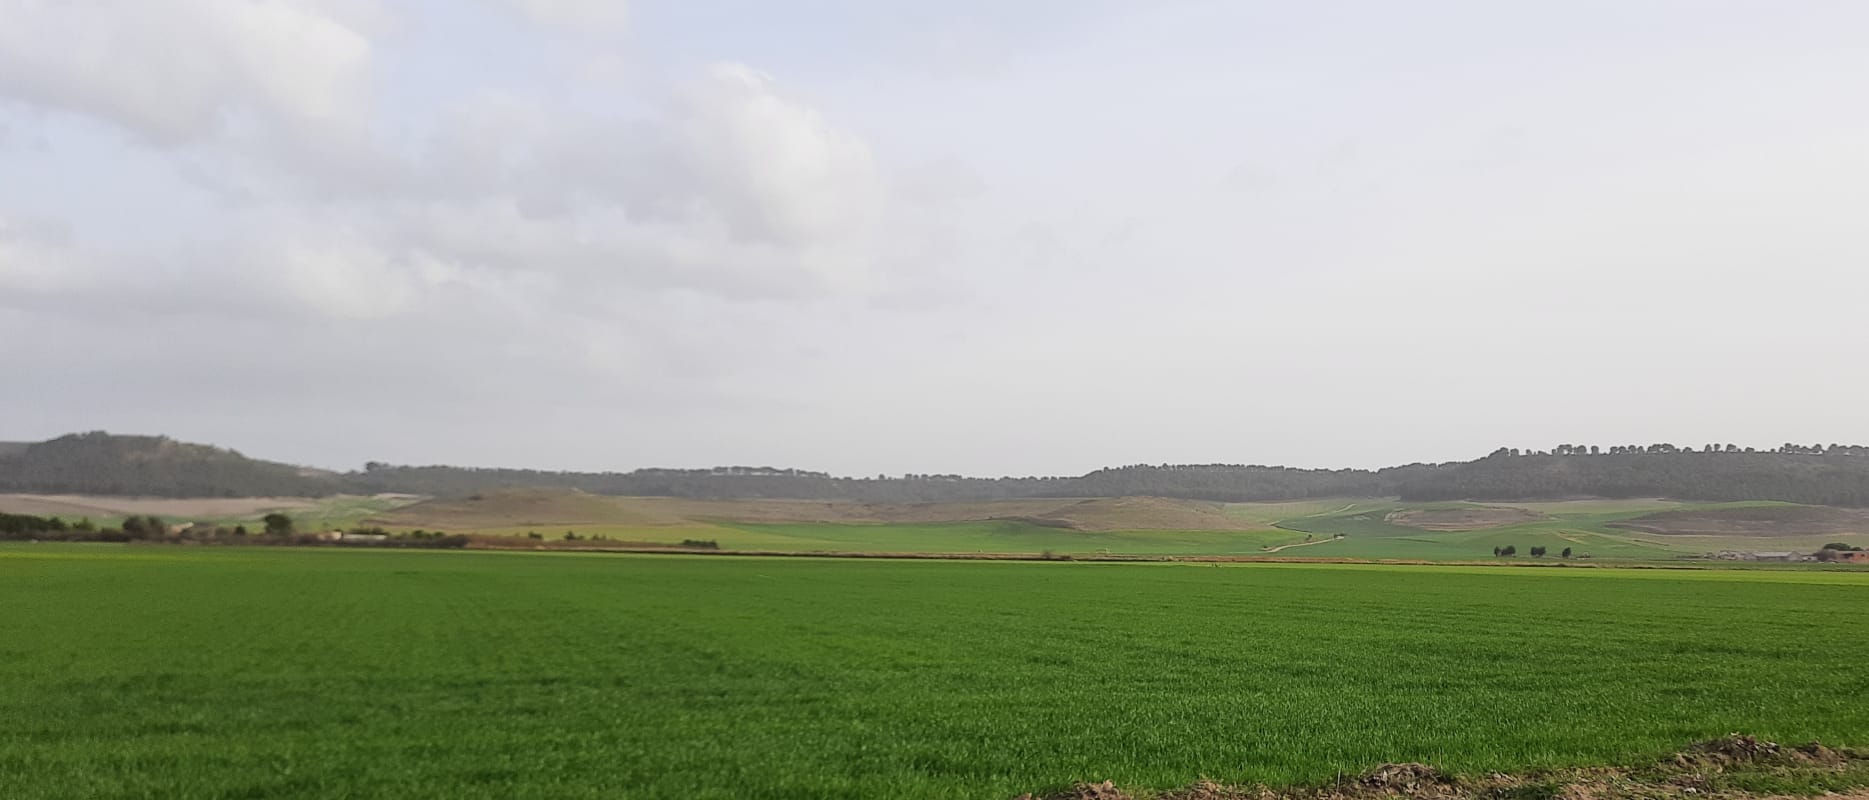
xmin=233 ymin=525 xmax=248 ymax=536
xmin=120 ymin=516 xmax=150 ymax=539
xmin=1589 ymin=445 xmax=1600 ymax=455
xmin=72 ymin=517 xmax=95 ymax=532
xmin=1501 ymin=545 xmax=1517 ymax=556
xmin=262 ymin=513 xmax=294 ymax=536
xmin=1529 ymin=546 xmax=1547 ymax=557
xmin=1821 ymin=542 xmax=1862 ymax=552
xmin=1493 ymin=546 xmax=1502 ymax=557
xmin=1561 ymin=547 xmax=1573 ymax=558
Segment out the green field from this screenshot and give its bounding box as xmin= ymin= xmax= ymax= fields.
xmin=3 ymin=545 xmax=1867 ymax=799
xmin=349 ymin=493 xmax=1869 ymax=561
xmin=710 ymin=520 xmax=1297 ymax=555
xmin=1265 ymin=500 xmax=1869 ymax=561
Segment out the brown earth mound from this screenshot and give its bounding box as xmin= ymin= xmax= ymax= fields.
xmin=0 ymin=493 xmax=327 ymax=519
xmin=374 ymin=491 xmax=1269 ymax=534
xmin=1004 ymin=496 xmax=1256 ymax=532
xmin=1017 ymin=736 xmax=1868 ymax=800
xmin=1386 ymin=506 xmax=1546 ymax=531
xmin=1608 ymin=505 xmax=1869 ymax=536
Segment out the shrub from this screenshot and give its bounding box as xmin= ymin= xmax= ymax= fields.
xmin=680 ymin=539 xmax=720 ymax=550
xmin=262 ymin=513 xmax=294 ymax=536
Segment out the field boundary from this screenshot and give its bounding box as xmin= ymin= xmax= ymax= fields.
xmin=1017 ymin=735 xmax=1869 ymax=800
xmin=452 ymin=541 xmax=1850 ymax=572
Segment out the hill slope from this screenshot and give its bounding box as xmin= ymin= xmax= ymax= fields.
xmin=1400 ymin=451 xmax=1869 ymax=507
xmin=0 ymin=432 xmax=340 ymax=497
xmin=371 ymin=491 xmax=1268 ymax=533
xmin=10 ymin=432 xmax=1869 ymax=508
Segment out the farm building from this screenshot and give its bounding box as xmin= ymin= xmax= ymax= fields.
xmin=1710 ymin=550 xmax=1813 ymax=562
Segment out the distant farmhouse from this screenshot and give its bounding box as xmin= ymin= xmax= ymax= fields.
xmin=1708 ymin=550 xmax=1813 ymax=562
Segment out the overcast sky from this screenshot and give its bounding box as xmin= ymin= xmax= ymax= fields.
xmin=2 ymin=1 xmax=1866 ymax=476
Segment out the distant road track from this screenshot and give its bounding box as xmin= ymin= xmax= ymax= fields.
xmin=1263 ymin=536 xmax=1340 ymax=553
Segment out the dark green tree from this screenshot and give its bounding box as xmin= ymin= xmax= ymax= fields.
xmin=262 ymin=513 xmax=294 ymax=536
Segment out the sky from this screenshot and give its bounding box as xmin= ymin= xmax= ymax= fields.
xmin=2 ymin=1 xmax=1867 ymax=477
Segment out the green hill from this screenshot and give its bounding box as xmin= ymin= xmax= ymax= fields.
xmin=0 ymin=432 xmax=339 ymax=497
xmin=9 ymin=432 xmax=1869 ymax=511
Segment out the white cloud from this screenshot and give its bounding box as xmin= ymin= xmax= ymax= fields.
xmin=10 ymin=2 xmax=1868 ymax=475
xmin=496 ymin=0 xmax=627 ymax=32
xmin=0 ymin=0 xmax=373 ymax=144
xmin=673 ymin=63 xmax=883 ymax=248
xmin=0 ymin=214 xmax=89 ymax=297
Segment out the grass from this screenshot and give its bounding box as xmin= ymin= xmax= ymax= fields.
xmin=12 ymin=494 xmax=420 ymax=534
xmin=1268 ymin=501 xmax=1869 ymax=561
xmin=19 ymin=491 xmax=1867 ymax=562
xmin=711 ymin=521 xmax=1300 ymax=555
xmin=465 ymin=520 xmax=1301 ymax=555
xmin=2 ymin=545 xmax=1867 ymax=799
xmin=268 ymin=495 xmax=421 ymax=531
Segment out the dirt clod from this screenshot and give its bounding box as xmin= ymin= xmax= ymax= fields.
xmin=1360 ymin=763 xmax=1451 ymax=791
xmin=1012 ymin=736 xmax=1869 ymax=800
xmin=1690 ymin=734 xmax=1781 ymax=762
xmin=1018 ymin=780 xmax=1134 ymax=800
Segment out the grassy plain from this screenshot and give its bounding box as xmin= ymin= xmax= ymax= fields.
xmin=10 ymin=488 xmax=1869 ymax=560
xmin=3 ymin=545 xmax=1867 ymax=799
xmin=0 ymin=493 xmax=417 ymax=532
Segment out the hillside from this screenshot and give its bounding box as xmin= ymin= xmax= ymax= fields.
xmin=1607 ymin=504 xmax=1869 ymax=536
xmin=1400 ymin=450 xmax=1869 ymax=507
xmin=370 ymin=491 xmax=1265 ymax=534
xmin=0 ymin=432 xmax=340 ymax=497
xmin=10 ymin=432 xmax=1869 ymax=509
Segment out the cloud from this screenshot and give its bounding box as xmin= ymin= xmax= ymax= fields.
xmin=251 ymin=60 xmax=897 ymax=307
xmin=494 ymin=0 xmax=628 ymax=32
xmin=672 ymin=64 xmax=884 ymax=248
xmin=0 ymin=4 xmax=906 ymax=441
xmin=0 ymin=0 xmax=373 ymax=144
xmin=0 ymin=214 xmax=89 ymax=298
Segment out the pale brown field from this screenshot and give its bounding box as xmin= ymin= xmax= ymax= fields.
xmin=366 ymin=489 xmax=1278 ymax=533
xmin=0 ymin=493 xmax=324 ymax=519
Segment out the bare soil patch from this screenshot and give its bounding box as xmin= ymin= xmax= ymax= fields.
xmin=1609 ymin=506 xmax=1869 ymax=536
xmin=1001 ymin=496 xmax=1259 ymax=532
xmin=1387 ymin=506 xmax=1546 ymax=531
xmin=375 ymin=491 xmax=1266 ymax=533
xmin=0 ymin=493 xmax=324 ymax=519
xmin=1019 ymin=736 xmax=1869 ymax=800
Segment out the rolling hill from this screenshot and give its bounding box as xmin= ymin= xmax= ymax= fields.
xmin=8 ymin=432 xmax=1869 ymax=512
xmin=0 ymin=432 xmax=340 ymax=497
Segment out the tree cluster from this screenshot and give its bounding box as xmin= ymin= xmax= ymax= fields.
xmin=15 ymin=432 xmax=1869 ymax=509
xmin=1493 ymin=544 xmax=1575 ymax=559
